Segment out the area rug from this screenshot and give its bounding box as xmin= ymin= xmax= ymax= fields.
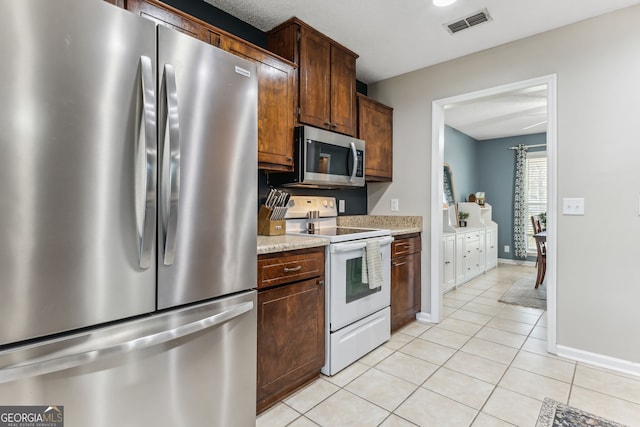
xmin=498 ymin=274 xmax=546 ymax=310
xmin=536 ymin=397 xmax=630 ymax=427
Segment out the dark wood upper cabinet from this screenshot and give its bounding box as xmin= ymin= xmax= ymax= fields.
xmin=268 ymin=18 xmax=358 ymax=137
xmin=297 ymin=26 xmax=332 ymax=131
xmin=124 ymin=0 xmax=223 ymax=46
xmin=109 ymin=0 xmax=297 ymax=172
xmin=358 ymin=94 xmax=393 ymax=182
xmin=225 ymin=38 xmax=296 ymax=172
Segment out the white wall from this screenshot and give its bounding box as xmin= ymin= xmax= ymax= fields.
xmin=368 ymin=5 xmax=640 ymax=364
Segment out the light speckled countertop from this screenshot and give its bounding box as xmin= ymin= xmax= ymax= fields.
xmin=337 ymin=215 xmax=423 ymax=236
xmin=257 ymin=215 xmax=423 ymax=254
xmin=257 ymin=234 xmax=329 ymax=255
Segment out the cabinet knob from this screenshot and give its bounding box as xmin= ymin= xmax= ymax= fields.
xmin=325 ymin=121 xmax=331 ymax=128
xmin=318 ymin=280 xmax=325 ymax=286
xmin=445 ymin=261 xmax=451 ymax=264
xmin=287 ymin=157 xmax=293 ymax=162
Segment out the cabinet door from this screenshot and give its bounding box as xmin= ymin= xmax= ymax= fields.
xmin=225 ymin=38 xmax=296 ymax=171
xmin=257 ymin=278 xmax=325 ymax=412
xmin=442 ymin=235 xmax=456 ymax=292
xmin=298 ymin=26 xmax=331 ymax=129
xmin=125 ymin=0 xmax=222 ymax=46
xmin=330 ymin=46 xmax=357 ymax=136
xmin=358 ymin=94 xmax=392 ymax=181
xmin=486 ymin=227 xmax=498 ymax=269
xmin=455 ymin=233 xmax=465 ymax=284
xmin=391 ymin=252 xmax=421 ymax=331
xmin=478 ymin=230 xmax=486 ymax=272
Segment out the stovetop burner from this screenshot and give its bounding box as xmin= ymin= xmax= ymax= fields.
xmin=283 ymin=196 xmax=391 ymax=243
xmin=299 ymin=227 xmax=381 ymax=236
xmin=287 ymin=226 xmax=390 ymax=243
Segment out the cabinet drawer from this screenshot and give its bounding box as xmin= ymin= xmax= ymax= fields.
xmin=257 ymin=249 xmax=324 ymax=289
xmin=465 ymin=232 xmax=481 ymax=243
xmin=392 ymin=235 xmax=421 ymax=258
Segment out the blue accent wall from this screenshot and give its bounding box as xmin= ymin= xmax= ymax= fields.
xmin=445 ymin=128 xmax=546 ymax=260
xmin=444 ymin=126 xmax=477 ymax=203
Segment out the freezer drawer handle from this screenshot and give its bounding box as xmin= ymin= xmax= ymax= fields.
xmin=160 ymin=63 xmax=181 ymax=265
xmin=138 ymin=55 xmax=157 ymax=270
xmin=0 ymin=301 xmax=254 ymax=384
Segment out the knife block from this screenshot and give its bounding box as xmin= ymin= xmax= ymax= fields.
xmin=258 ymin=205 xmax=285 ymax=236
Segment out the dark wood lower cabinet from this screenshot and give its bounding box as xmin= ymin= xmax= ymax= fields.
xmin=391 ymin=234 xmax=422 ymax=331
xmin=256 ymin=248 xmax=325 ymax=414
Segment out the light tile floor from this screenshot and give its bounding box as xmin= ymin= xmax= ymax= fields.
xmin=256 ymin=264 xmax=640 ymax=427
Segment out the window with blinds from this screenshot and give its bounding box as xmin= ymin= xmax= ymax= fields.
xmin=526 ymin=151 xmax=547 ymax=253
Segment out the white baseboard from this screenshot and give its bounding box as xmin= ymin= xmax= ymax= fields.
xmin=416 ymin=312 xmax=437 ymax=324
xmin=556 ymin=344 xmax=640 ymax=378
xmin=498 ymin=258 xmax=536 ymax=267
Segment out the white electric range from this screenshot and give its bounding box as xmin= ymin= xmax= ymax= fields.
xmin=285 ymin=196 xmax=393 ymax=375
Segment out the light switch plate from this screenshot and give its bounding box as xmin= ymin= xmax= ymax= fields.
xmin=338 ymin=199 xmax=345 ymax=213
xmin=391 ymin=199 xmax=399 ymax=212
xmin=563 ymin=197 xmax=585 ymax=215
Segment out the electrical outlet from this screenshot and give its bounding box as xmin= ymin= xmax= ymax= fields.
xmin=504 ymin=245 xmax=510 ymax=253
xmin=390 ymin=198 xmax=399 ymax=212
xmin=338 ymin=199 xmax=345 ymax=213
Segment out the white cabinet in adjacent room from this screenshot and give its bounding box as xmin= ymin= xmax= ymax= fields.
xmin=455 ymin=232 xmax=465 ymax=284
xmin=442 ymin=234 xmax=456 ymax=293
xmin=462 ymin=228 xmax=486 ymax=282
xmin=445 ymin=202 xmax=498 ymax=287
xmin=486 ymin=226 xmax=498 ymax=270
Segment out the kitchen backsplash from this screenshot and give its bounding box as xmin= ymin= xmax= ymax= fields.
xmin=258 ymin=170 xmax=368 ymax=215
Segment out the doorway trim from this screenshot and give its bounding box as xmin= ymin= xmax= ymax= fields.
xmin=429 ymin=74 xmax=557 ymax=353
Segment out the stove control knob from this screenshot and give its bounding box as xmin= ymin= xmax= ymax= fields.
xmin=329 ymin=200 xmax=335 ymax=208
xmin=322 ymin=199 xmax=328 ymax=207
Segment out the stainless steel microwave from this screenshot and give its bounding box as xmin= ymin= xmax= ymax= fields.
xmin=270 ymin=125 xmax=365 ymax=188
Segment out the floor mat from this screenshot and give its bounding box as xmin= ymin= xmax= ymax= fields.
xmin=498 ymin=273 xmax=546 ymax=310
xmin=536 ymin=397 xmax=629 ymax=427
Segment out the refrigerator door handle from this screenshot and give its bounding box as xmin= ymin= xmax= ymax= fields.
xmin=138 ymin=55 xmax=157 ymax=270
xmin=0 ymin=301 xmax=254 ymax=384
xmin=160 ymin=63 xmax=181 ymax=265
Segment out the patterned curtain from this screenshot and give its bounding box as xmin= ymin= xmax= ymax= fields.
xmin=513 ymin=144 xmax=528 ymax=258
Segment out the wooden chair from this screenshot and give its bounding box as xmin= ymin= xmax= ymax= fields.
xmin=531 ymin=215 xmax=544 ymax=234
xmin=531 ymin=215 xmax=546 ymax=288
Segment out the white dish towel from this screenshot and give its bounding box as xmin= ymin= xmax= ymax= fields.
xmin=361 ymin=240 xmax=383 ymax=290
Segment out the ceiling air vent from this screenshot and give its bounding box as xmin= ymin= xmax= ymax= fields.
xmin=445 ymin=8 xmax=492 ymax=34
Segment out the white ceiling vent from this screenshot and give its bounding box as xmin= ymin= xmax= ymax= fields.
xmin=445 ymin=9 xmax=492 ymax=34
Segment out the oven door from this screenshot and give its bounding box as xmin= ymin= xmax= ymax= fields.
xmin=328 ymin=236 xmax=393 ymax=331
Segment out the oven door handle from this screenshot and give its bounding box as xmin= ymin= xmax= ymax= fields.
xmin=330 ymin=236 xmax=394 ymax=253
xmin=378 ymin=236 xmax=394 ymax=246
xmin=330 ymin=241 xmax=367 ymax=253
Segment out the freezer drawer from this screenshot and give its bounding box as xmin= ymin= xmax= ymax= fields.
xmin=0 ymin=291 xmax=257 ymax=427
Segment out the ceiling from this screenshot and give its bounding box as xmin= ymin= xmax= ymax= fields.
xmin=202 ymin=0 xmax=640 ymax=139
xmin=444 ymin=85 xmax=548 ymax=140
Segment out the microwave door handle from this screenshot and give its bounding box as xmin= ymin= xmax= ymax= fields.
xmin=349 ymin=142 xmax=357 ymax=183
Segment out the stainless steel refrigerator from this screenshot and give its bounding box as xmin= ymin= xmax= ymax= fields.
xmin=0 ymin=1 xmax=257 ymax=425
